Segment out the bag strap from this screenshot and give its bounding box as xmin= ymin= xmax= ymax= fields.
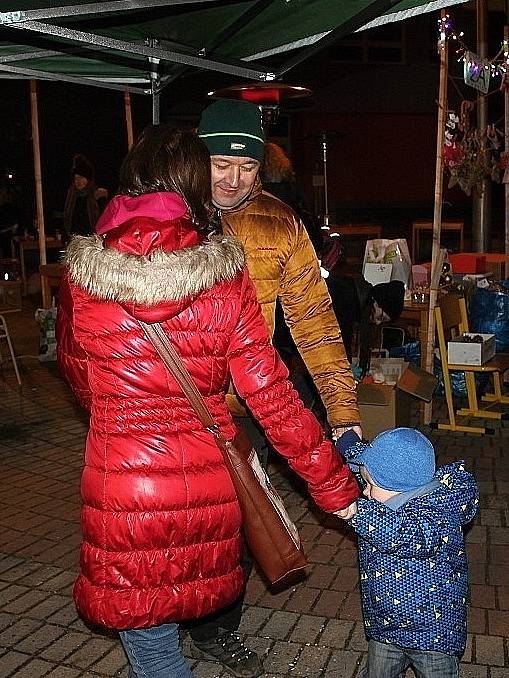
xmin=139 ymin=321 xmax=224 ymax=443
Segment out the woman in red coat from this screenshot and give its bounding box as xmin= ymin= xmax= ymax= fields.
xmin=57 ymin=126 xmax=358 ymax=677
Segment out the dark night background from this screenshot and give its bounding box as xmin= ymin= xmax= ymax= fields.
xmin=0 ymin=5 xmax=506 ymax=252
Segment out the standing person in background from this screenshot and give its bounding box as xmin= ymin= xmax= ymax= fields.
xmin=62 ymin=153 xmax=108 ymax=239
xmin=187 ymin=99 xmax=362 ymax=677
xmin=57 ymin=125 xmax=358 ymax=678
xmin=261 ymin=141 xmax=323 ymax=252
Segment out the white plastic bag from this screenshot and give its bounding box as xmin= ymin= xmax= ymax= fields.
xmin=364 ymin=238 xmax=412 ymax=287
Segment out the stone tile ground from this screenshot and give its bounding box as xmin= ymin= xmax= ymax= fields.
xmin=0 ymin=303 xmax=508 ymax=676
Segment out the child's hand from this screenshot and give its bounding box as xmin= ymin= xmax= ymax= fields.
xmin=332 ymin=425 xmax=363 ymax=441
xmin=334 ymin=501 xmax=357 ymax=520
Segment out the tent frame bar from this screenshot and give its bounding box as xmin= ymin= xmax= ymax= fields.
xmin=156 ymin=0 xmax=275 ymax=92
xmin=7 ymin=19 xmax=274 ymax=80
xmin=202 ymin=0 xmax=274 ymax=57
xmin=0 ymin=48 xmax=62 ymax=62
xmin=0 ymin=62 xmax=148 ymax=92
xmin=275 ymin=0 xmax=401 ymax=77
xmin=0 ymin=0 xmax=219 ymax=23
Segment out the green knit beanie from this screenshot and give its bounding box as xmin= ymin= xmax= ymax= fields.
xmin=198 ymin=100 xmax=265 ymax=161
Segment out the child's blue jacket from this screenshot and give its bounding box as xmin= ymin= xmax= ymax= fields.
xmin=349 ymin=461 xmax=478 ymax=656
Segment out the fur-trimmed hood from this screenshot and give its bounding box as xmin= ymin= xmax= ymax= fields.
xmin=65 ymin=201 xmax=245 ymax=322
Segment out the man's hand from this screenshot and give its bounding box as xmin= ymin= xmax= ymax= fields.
xmin=334 ymin=501 xmax=357 ymax=520
xmin=332 ymin=425 xmax=363 ymax=440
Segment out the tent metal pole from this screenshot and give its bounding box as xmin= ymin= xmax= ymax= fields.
xmin=423 ymin=9 xmax=449 ymax=424
xmin=0 ymin=63 xmax=148 ymax=93
xmin=0 ymin=0 xmax=219 ymax=23
xmin=203 ymin=0 xmax=273 ymax=56
xmin=29 ymin=79 xmax=49 ymax=308
xmin=152 ymin=91 xmax=160 ymax=125
xmin=157 ymin=0 xmax=274 ymax=86
xmin=124 ymin=91 xmax=134 ymax=149
xmin=0 ymin=48 xmax=61 ymax=62
xmin=7 ymin=20 xmax=271 ymax=80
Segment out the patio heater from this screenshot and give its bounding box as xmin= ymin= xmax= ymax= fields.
xmin=320 ymin=132 xmax=331 ymax=229
xmin=306 ymin=131 xmax=343 ymax=231
xmin=208 ymin=82 xmax=313 ymax=128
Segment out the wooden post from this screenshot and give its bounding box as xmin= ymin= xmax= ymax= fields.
xmin=505 ymin=25 xmax=509 ymax=258
xmin=29 ymin=80 xmax=50 ymax=308
xmin=423 ymin=10 xmax=449 ymax=424
xmin=124 ymin=91 xmax=134 ymax=150
xmin=472 ymin=0 xmax=490 ymax=252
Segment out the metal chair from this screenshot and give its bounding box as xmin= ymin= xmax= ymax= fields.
xmin=0 ymin=314 xmax=21 ymax=385
xmin=433 ymin=294 xmax=509 ymax=434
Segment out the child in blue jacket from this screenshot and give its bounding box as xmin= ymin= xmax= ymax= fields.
xmin=336 ymin=427 xmax=479 ymax=678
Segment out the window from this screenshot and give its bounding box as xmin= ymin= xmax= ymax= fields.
xmin=329 ymin=24 xmax=406 ymax=64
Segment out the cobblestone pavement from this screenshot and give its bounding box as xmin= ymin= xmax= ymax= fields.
xmin=0 ymin=305 xmax=508 ymax=677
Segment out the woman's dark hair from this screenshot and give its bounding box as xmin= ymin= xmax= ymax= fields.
xmin=118 ymin=125 xmax=213 ymax=228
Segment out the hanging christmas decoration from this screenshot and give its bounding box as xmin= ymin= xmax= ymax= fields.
xmin=436 ymin=15 xmax=507 ymax=196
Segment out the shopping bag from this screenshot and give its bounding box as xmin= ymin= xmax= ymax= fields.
xmin=364 ymin=239 xmax=412 ymax=287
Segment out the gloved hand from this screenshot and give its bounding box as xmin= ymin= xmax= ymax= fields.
xmin=335 ymin=429 xmax=362 ymax=457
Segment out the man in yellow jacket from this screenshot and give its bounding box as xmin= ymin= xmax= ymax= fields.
xmin=187 ymin=99 xmax=361 ymax=677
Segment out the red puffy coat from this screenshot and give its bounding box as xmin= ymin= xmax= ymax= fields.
xmin=57 ymin=192 xmax=358 ymax=630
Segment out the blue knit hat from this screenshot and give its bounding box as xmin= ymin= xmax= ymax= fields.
xmin=198 ymin=100 xmax=265 ymax=161
xmin=347 ymin=428 xmax=436 ymax=492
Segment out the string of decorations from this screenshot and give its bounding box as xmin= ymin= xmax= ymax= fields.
xmin=437 ymin=14 xmax=508 ymax=196
xmin=438 ymin=14 xmax=508 ymax=81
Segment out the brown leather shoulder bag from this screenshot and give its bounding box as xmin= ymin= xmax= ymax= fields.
xmin=140 ymin=321 xmax=307 ymax=589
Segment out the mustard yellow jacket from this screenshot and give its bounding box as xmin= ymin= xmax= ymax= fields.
xmin=221 ymin=183 xmax=360 ymax=427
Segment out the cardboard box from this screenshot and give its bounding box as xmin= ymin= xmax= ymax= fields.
xmin=0 ymin=280 xmax=22 ymax=312
xmin=447 ymin=333 xmax=495 ymax=366
xmin=363 ymin=262 xmax=392 ymax=286
xmin=357 ymin=362 xmax=436 ymax=441
xmin=449 ymin=253 xmax=486 ymax=274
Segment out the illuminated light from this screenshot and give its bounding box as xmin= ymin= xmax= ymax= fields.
xmin=240 ymin=88 xmax=280 ymax=104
